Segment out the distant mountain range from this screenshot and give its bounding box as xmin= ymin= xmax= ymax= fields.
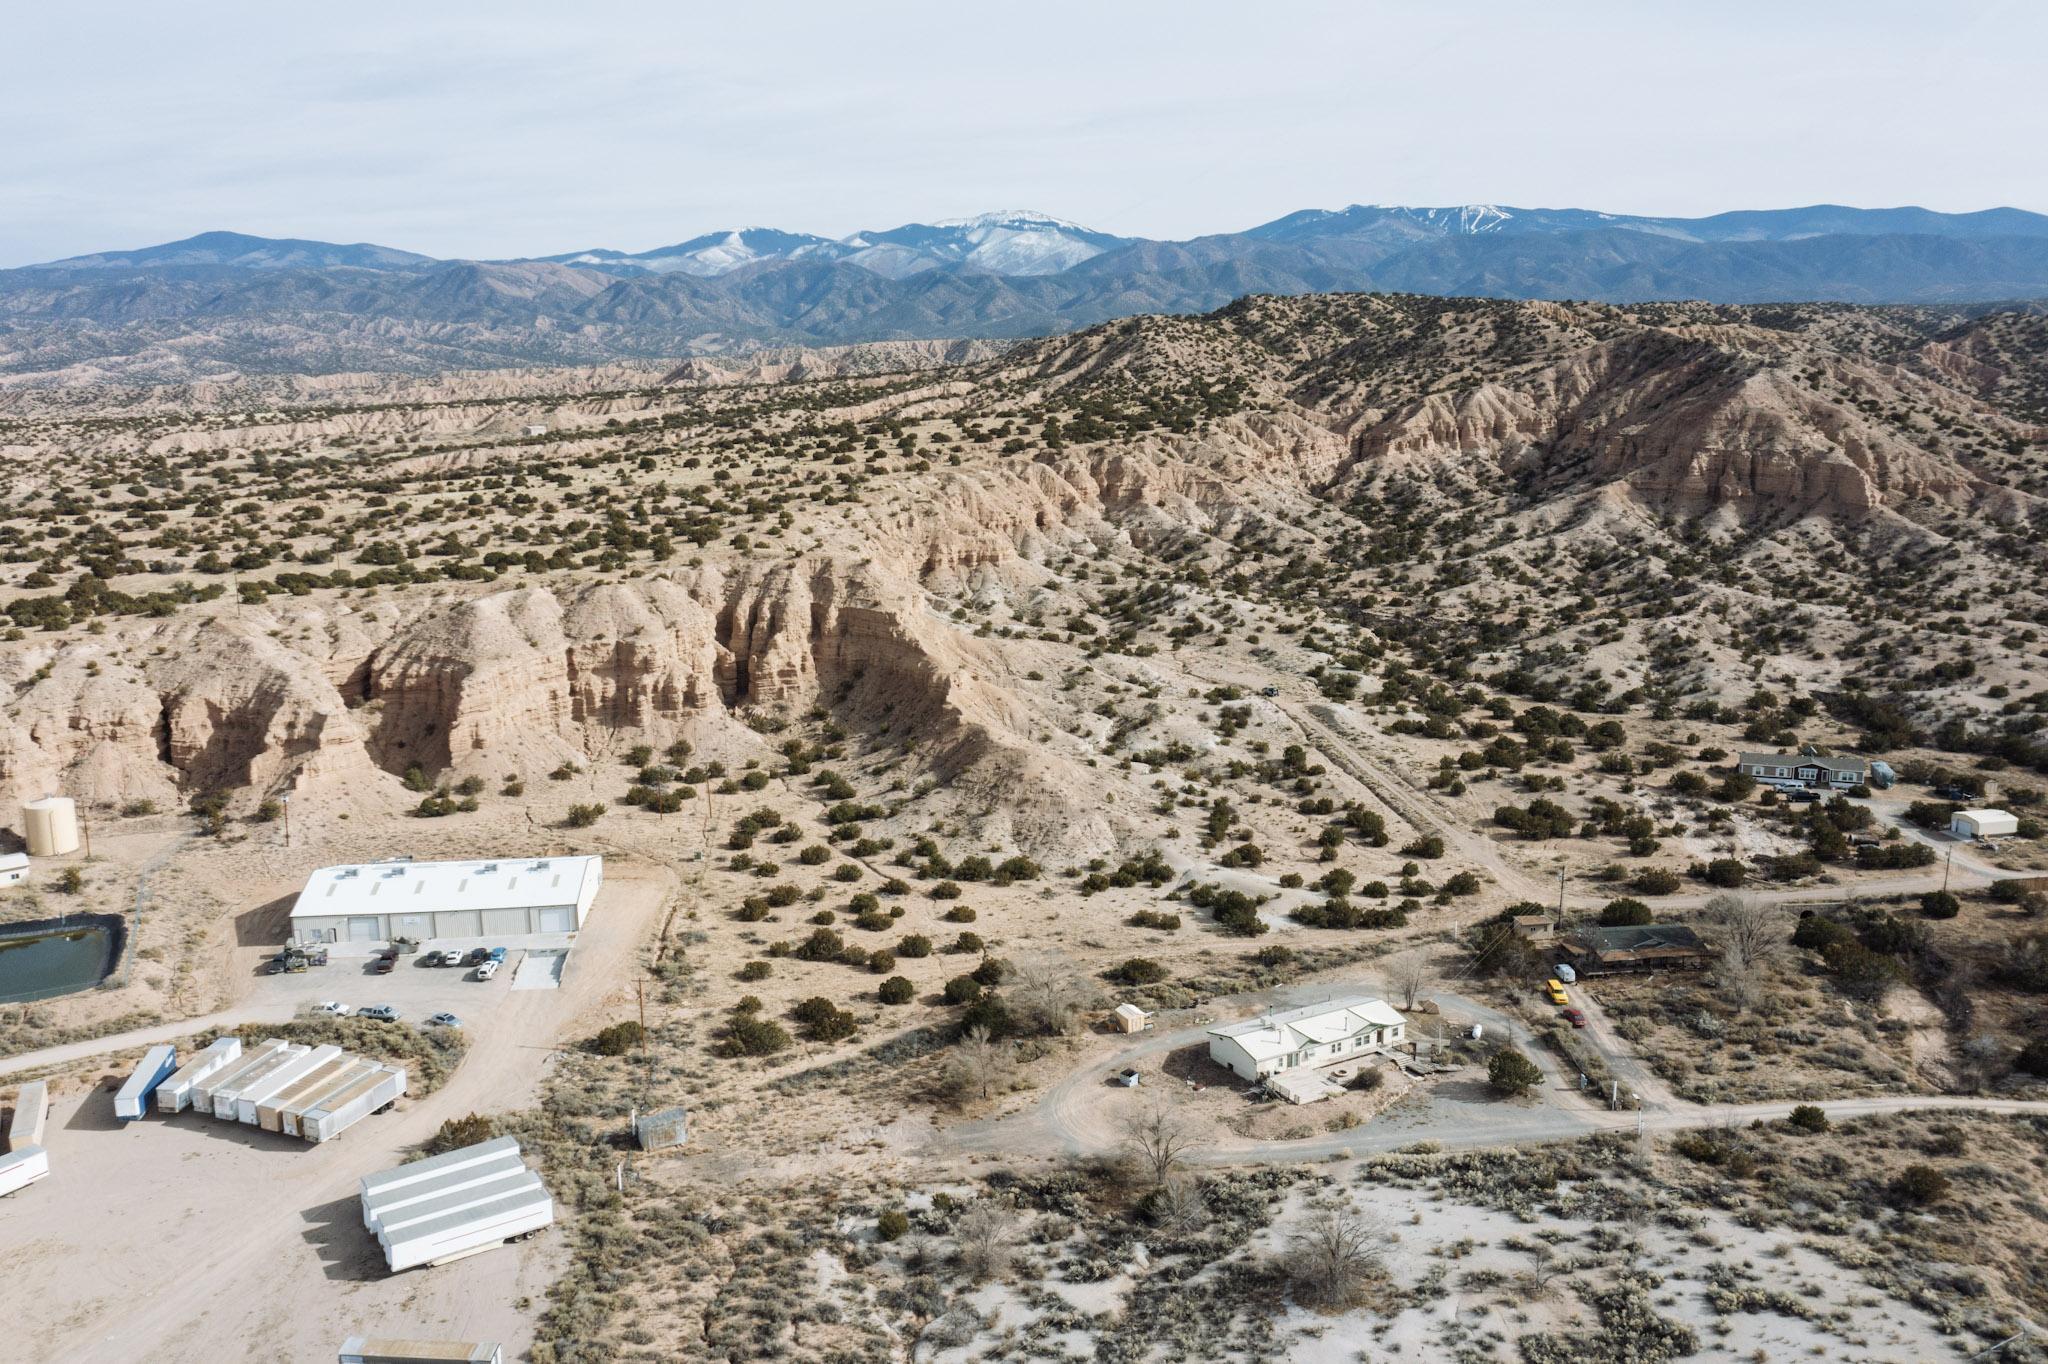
xmin=8 ymin=204 xmax=2048 ymax=382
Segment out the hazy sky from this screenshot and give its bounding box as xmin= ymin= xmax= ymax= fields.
xmin=6 ymin=0 xmax=2043 ymax=266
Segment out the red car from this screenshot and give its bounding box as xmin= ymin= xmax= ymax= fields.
xmin=1560 ymin=1006 xmax=1587 ymax=1028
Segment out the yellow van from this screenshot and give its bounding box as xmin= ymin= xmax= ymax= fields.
xmin=1545 ymin=979 xmax=1569 ymax=1006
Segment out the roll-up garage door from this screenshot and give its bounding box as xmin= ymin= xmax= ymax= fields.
xmin=347 ymin=917 xmax=381 ymax=942
xmin=482 ymin=907 xmax=528 ymax=936
xmin=433 ymin=909 xmax=482 ymax=939
xmin=538 ymin=906 xmax=576 ymax=933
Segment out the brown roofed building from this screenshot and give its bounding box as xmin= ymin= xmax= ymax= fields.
xmin=1564 ymin=924 xmax=1714 ymax=975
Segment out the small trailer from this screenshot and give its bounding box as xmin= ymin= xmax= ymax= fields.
xmin=190 ymin=1039 xmax=287 ymax=1113
xmin=211 ymin=1043 xmax=309 ymax=1120
xmin=236 ymin=1045 xmax=342 ymax=1125
xmin=302 ymin=1065 xmax=407 ymax=1144
xmin=113 ymin=1044 xmax=178 ymax=1121
xmin=157 ymin=1038 xmax=243 ymax=1114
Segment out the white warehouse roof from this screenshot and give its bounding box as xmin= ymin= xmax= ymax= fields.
xmin=290 ymin=856 xmax=602 ymax=920
xmin=1208 ymin=995 xmax=1404 ymax=1064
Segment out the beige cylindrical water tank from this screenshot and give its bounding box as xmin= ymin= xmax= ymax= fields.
xmin=23 ymin=796 xmax=80 ymax=857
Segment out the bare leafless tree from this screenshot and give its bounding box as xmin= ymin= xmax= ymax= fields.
xmin=939 ymin=1025 xmax=1012 ymax=1103
xmin=1704 ymin=894 xmax=1783 ymax=1008
xmin=952 ymin=1203 xmax=1018 ymax=1282
xmin=1120 ymin=1102 xmax=1204 ymax=1186
xmin=1006 ymin=955 xmax=1101 ymax=1037
xmin=1387 ymin=951 xmax=1434 ymax=1012
xmin=1282 ymin=1207 xmax=1391 ymax=1309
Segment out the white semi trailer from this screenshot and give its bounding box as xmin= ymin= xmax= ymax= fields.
xmin=302 ymin=1065 xmax=407 ymax=1144
xmin=257 ymin=1055 xmax=356 ymax=1133
xmin=209 ymin=1043 xmax=308 ymax=1120
xmin=190 ymin=1039 xmax=287 ymax=1113
xmin=360 ymin=1136 xmax=551 ymax=1272
xmin=279 ymin=1060 xmax=380 ymax=1138
xmin=113 ymin=1044 xmax=178 ymax=1121
xmin=235 ymin=1045 xmax=341 ymax=1125
xmin=156 ymin=1038 xmax=243 ymax=1114
xmin=0 ymin=1080 xmax=50 ymax=1197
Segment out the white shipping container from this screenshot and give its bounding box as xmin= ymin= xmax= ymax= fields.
xmin=302 ymin=1065 xmax=406 ymax=1143
xmin=190 ymin=1039 xmax=286 ymax=1112
xmin=157 ymin=1038 xmax=243 ymax=1113
xmin=371 ymin=1168 xmax=540 ymax=1239
xmin=235 ymin=1045 xmax=341 ymax=1125
xmin=210 ymin=1043 xmax=308 ymax=1119
xmin=113 ymin=1044 xmax=178 ymax=1121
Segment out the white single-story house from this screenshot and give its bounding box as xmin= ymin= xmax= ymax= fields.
xmin=288 ymin=856 xmax=602 ymax=944
xmin=0 ymin=852 xmax=27 ymax=886
xmin=1951 ymin=809 xmax=2019 ymax=839
xmin=1112 ymin=1003 xmax=1152 ymax=1034
xmin=1206 ymin=995 xmax=1405 ymax=1083
xmin=1737 ymin=752 xmax=1867 ymax=789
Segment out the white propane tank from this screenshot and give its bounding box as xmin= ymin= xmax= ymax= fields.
xmin=1470 ymin=1024 xmax=1484 ymax=1041
xmin=23 ymin=796 xmax=80 ymax=857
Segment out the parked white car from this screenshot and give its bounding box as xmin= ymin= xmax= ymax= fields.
xmin=474 ymin=959 xmax=499 ymax=981
xmin=314 ymin=1001 xmax=352 ymax=1017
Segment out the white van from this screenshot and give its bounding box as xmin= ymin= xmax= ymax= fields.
xmin=474 ymin=959 xmax=499 ymax=981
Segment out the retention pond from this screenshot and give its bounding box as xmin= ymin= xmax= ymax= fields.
xmin=0 ymin=914 xmax=124 ymax=1003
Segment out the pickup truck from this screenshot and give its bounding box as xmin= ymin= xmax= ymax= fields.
xmin=371 ymin=949 xmax=398 ymax=975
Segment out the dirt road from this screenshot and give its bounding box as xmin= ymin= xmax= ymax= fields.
xmin=936 ymin=972 xmax=2048 ymax=1168
xmin=0 ymin=864 xmax=669 ymax=1364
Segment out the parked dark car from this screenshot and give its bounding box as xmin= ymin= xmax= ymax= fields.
xmin=1560 ymin=1006 xmax=1587 ymax=1028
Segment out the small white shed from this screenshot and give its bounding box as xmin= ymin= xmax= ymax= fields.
xmin=1112 ymin=1003 xmax=1152 ymax=1034
xmin=0 ymin=852 xmax=27 ymax=886
xmin=1951 ymin=809 xmax=2019 ymax=839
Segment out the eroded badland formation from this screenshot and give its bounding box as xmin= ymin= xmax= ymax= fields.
xmin=5 ymin=293 xmax=2048 ymax=1362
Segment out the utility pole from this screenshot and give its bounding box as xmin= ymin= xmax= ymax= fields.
xmin=282 ymin=794 xmax=291 ymax=849
xmin=1556 ymin=868 xmax=1566 ymax=926
xmin=1943 ymin=846 xmax=1955 ymax=895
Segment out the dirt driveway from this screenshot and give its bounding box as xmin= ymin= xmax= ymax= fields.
xmin=0 ymin=862 xmax=669 ymax=1364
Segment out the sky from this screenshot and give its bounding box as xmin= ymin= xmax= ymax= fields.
xmin=5 ymin=0 xmax=2044 ymax=267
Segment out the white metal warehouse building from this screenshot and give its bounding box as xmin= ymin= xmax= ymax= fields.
xmin=288 ymin=856 xmax=603 ymax=944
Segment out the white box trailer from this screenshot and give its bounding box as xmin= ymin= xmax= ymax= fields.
xmin=259 ymin=1056 xmax=358 ymax=1133
xmin=280 ymin=1060 xmax=382 ymax=1138
xmin=302 ymin=1065 xmax=407 ymax=1144
xmin=157 ymin=1038 xmax=243 ymax=1114
xmin=338 ymin=1337 xmax=503 ymax=1364
xmin=236 ymin=1045 xmax=342 ymax=1125
xmin=378 ymin=1184 xmax=553 ymax=1272
xmin=191 ymin=1039 xmax=287 ymax=1113
xmin=210 ymin=1043 xmax=308 ymax=1119
xmin=360 ymin=1136 xmax=522 ymax=1227
xmin=7 ymin=1080 xmax=48 ymax=1149
xmin=113 ymin=1044 xmax=178 ymax=1121
xmin=0 ymin=1145 xmax=48 ymax=1197
xmin=363 ymin=1155 xmax=532 ymax=1232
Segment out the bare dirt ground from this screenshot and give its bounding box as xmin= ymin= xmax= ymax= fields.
xmin=0 ymin=864 xmax=668 ymax=1363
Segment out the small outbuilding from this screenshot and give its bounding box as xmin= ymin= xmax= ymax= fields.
xmin=1952 ymin=809 xmax=2019 ymax=839
xmin=1111 ymin=1003 xmax=1152 ymax=1034
xmin=0 ymin=852 xmax=26 ymax=886
xmin=289 ymin=856 xmax=603 ymax=945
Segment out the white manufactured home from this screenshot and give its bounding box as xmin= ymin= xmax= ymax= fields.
xmin=1206 ymin=995 xmax=1406 ymax=1083
xmin=288 ymin=856 xmax=602 ymax=945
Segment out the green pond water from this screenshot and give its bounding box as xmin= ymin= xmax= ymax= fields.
xmin=0 ymin=923 xmax=114 ymax=1004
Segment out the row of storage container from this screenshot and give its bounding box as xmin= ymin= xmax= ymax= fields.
xmin=150 ymin=1036 xmax=407 ymax=1142
xmin=359 ymin=1136 xmax=553 ymax=1272
xmin=0 ymin=1080 xmax=49 ymax=1197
